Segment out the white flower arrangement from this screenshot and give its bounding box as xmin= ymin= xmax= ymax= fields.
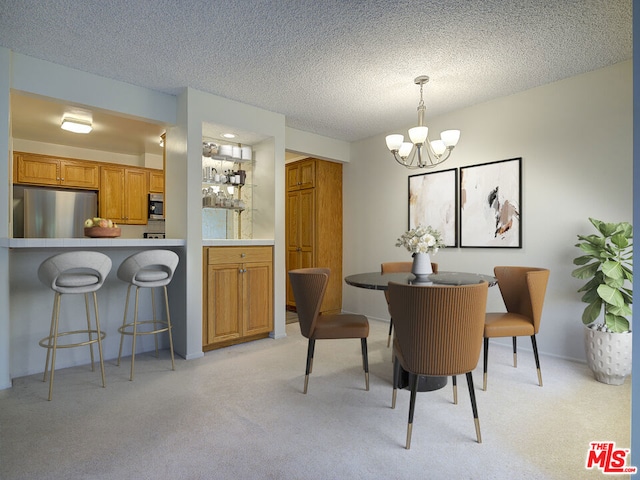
xmin=396 ymin=224 xmax=445 ymax=255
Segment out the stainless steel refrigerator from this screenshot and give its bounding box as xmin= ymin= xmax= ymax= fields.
xmin=14 ymin=186 xmax=98 ymax=238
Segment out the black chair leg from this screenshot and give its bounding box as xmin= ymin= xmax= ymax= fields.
xmin=406 ymin=374 xmax=419 ymax=449
xmin=483 ymin=337 xmax=489 ymax=391
xmin=531 ymin=335 xmax=542 ymax=386
xmin=387 ymin=318 xmax=393 ymax=348
xmin=392 ymin=354 xmax=400 ymax=409
xmin=361 ymin=338 xmax=369 ymax=391
xmin=303 ymin=338 xmax=315 ymax=394
xmin=512 ymin=336 xmax=517 ymax=367
xmin=465 ymin=372 xmax=482 ymax=443
xmin=452 ymin=375 xmax=458 ymax=404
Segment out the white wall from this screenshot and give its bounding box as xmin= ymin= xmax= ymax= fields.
xmin=343 ymin=60 xmax=632 ymax=362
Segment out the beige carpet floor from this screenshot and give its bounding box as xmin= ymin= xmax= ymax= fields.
xmin=0 ymin=319 xmax=632 ymax=480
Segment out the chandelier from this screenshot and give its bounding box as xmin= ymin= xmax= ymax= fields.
xmin=385 ymin=75 xmax=460 ymax=169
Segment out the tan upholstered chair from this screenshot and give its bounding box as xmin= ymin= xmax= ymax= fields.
xmin=483 ymin=266 xmax=550 ymax=390
xmin=381 ymin=261 xmax=438 ymax=347
xmin=288 ymin=268 xmax=370 ymax=394
xmin=388 ymin=281 xmax=488 ymax=448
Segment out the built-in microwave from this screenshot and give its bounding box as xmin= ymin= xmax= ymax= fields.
xmin=148 ymin=193 xmax=164 ymax=219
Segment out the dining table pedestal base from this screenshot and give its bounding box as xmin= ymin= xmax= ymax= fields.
xmin=393 ymin=358 xmax=447 ymax=391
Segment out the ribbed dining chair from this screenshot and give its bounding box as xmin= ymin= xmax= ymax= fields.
xmin=388 ymin=281 xmax=488 ymax=449
xmin=483 ymin=266 xmax=550 ymax=390
xmin=288 ymin=268 xmax=370 ymax=394
xmin=381 ymin=261 xmax=438 ymax=347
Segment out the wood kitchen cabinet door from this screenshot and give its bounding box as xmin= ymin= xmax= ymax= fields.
xmin=13 ymin=152 xmax=99 ymax=189
xmin=203 ymin=246 xmax=273 ymax=351
xmin=286 ymin=158 xmax=315 ymax=191
xmin=99 ymin=166 xmax=148 ymax=224
xmin=149 ymin=169 xmax=164 ymax=193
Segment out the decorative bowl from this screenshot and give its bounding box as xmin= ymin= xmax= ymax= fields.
xmin=84 ymin=227 xmax=121 ymax=238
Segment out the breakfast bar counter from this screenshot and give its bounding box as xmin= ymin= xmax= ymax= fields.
xmin=5 ymin=239 xmax=187 ymax=381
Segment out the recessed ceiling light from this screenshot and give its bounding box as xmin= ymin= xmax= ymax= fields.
xmin=221 ymin=133 xmax=236 ymax=139
xmin=61 ymin=117 xmax=92 ymax=134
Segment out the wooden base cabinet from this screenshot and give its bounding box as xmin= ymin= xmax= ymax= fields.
xmin=285 ymin=158 xmax=342 ymax=314
xmin=203 ymin=246 xmax=273 ymax=351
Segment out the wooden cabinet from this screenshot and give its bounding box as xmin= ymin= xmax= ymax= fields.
xmin=285 ymin=158 xmax=342 ymax=314
xmin=13 ymin=152 xmax=99 ymax=189
xmin=99 ymin=166 xmax=148 ymax=224
xmin=286 ymin=158 xmax=315 ymax=191
xmin=203 ymin=246 xmax=273 ymax=350
xmin=149 ymin=169 xmax=164 ymax=193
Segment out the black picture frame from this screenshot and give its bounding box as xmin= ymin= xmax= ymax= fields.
xmin=459 ymin=157 xmax=522 ymax=248
xmin=408 ymin=168 xmax=458 ymax=247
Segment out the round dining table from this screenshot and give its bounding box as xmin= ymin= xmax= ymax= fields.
xmin=344 ymin=270 xmax=497 ymax=392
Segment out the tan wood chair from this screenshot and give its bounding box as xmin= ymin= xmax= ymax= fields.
xmin=388 ymin=281 xmax=488 ymax=448
xmin=381 ymin=261 xmax=438 ymax=347
xmin=483 ymin=266 xmax=550 ymax=390
xmin=288 ymin=268 xmax=370 ymax=394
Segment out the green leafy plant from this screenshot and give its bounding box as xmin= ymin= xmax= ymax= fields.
xmin=572 ymin=218 xmax=633 ymax=332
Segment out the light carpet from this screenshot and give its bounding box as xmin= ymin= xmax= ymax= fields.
xmin=0 ymin=320 xmax=631 ymax=480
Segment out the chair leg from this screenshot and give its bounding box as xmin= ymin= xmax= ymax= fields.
xmin=483 ymin=337 xmax=489 ymax=391
xmin=512 ymin=336 xmax=517 ymax=367
xmin=406 ymin=374 xmax=418 ymax=449
xmin=387 ymin=318 xmax=393 ymax=348
xmin=47 ymin=293 xmax=62 ymax=401
xmin=392 ymin=354 xmax=400 ymax=409
xmin=129 ymin=287 xmax=140 ymax=381
xmin=117 ymin=284 xmax=133 ymax=366
xmin=163 ymin=285 xmax=176 ymax=371
xmin=84 ymin=293 xmax=95 ymax=371
xmin=452 ymin=375 xmax=458 ymax=404
xmin=303 ymin=338 xmax=315 ymax=394
xmin=151 ymin=288 xmax=159 ymax=357
xmin=531 ymin=335 xmax=542 ymax=386
xmin=91 ymin=291 xmax=106 ymax=389
xmin=43 ymin=293 xmax=59 ymax=383
xmin=465 ymin=372 xmax=482 ymax=443
xmin=361 ymin=338 xmax=369 ymax=391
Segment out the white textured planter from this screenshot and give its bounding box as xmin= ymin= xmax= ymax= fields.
xmin=411 ymin=252 xmax=433 ymax=281
xmin=584 ymin=326 xmax=632 ymax=385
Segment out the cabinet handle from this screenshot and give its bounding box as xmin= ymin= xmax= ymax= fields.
xmin=241 ymin=253 xmax=246 ymax=258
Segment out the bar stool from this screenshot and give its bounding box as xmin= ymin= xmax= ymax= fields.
xmin=116 ymin=250 xmax=178 ymax=380
xmin=38 ymin=251 xmax=112 ymax=401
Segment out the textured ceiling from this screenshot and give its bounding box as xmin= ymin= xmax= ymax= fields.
xmin=0 ymin=0 xmax=632 ymax=144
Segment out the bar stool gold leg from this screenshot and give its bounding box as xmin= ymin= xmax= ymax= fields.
xmin=43 ymin=294 xmax=59 ymax=383
xmin=48 ymin=294 xmax=62 ymax=401
xmin=117 ymin=285 xmax=132 ymax=366
xmin=84 ymin=293 xmax=95 ymax=371
xmin=129 ymin=287 xmax=140 ymax=381
xmin=164 ymin=285 xmax=175 ymax=371
xmin=151 ymin=288 xmax=159 ymax=357
xmin=91 ymin=291 xmax=106 ymax=388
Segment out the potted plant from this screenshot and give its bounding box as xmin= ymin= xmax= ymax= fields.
xmin=571 ymin=217 xmax=633 ymax=385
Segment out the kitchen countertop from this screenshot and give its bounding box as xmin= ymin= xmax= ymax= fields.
xmin=202 ymin=239 xmax=274 ymax=246
xmin=1 ymin=238 xmax=186 ymax=248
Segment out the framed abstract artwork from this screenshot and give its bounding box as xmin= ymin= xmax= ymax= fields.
xmin=460 ymin=157 xmax=522 ymax=248
xmin=408 ymin=168 xmax=458 ymax=247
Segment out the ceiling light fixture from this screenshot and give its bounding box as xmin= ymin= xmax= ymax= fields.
xmin=61 ymin=117 xmax=92 ymax=134
xmin=385 ymin=75 xmax=460 ymax=169
xmin=221 ymin=133 xmax=236 ymax=139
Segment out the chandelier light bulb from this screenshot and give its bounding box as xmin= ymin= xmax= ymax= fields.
xmin=398 ymin=142 xmax=413 ymax=159
xmin=385 ymin=134 xmax=404 ymax=151
xmin=441 ymin=130 xmax=461 ymax=147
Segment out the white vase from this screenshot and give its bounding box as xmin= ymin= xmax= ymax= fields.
xmin=584 ymin=325 xmax=633 ymax=385
xmin=411 ymin=252 xmax=433 ymax=281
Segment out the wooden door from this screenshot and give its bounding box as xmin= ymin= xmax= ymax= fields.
xmin=14 ymin=154 xmax=59 ymax=185
xmin=60 ymin=159 xmax=99 ymax=189
xmin=285 ymin=188 xmax=315 ymax=307
xmin=99 ymin=166 xmax=125 ymax=222
xmin=124 ymin=168 xmax=148 ymax=224
xmin=243 ymin=261 xmax=273 ymax=336
xmin=206 ymin=263 xmax=242 ymax=344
